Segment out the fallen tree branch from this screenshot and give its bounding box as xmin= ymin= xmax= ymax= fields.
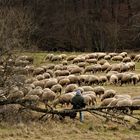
xmin=0 ymin=99 xmax=140 ymax=121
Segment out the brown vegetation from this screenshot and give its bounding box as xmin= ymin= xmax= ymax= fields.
xmin=0 ymin=0 xmax=140 ymax=52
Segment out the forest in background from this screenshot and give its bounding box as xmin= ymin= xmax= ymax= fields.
xmin=0 ymin=0 xmax=140 ymax=52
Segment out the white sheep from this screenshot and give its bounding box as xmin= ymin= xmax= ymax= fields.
xmin=65 ymin=84 xmax=78 ymax=93
xmin=81 ymin=86 xmax=94 ymax=92
xmin=33 ymin=67 xmax=45 ymax=76
xmin=122 ymin=57 xmax=131 ymax=63
xmin=59 ymin=78 xmax=70 ymax=86
xmin=101 ymin=89 xmax=116 ymax=101
xmin=111 ymin=56 xmax=123 ymax=61
xmin=53 ymin=92 xmax=75 ymax=108
xmin=41 ymin=88 xmax=56 ymax=108
xmin=51 ymin=84 xmax=62 ymax=94
xmin=93 ymin=86 xmax=105 ymax=97
xmin=44 ymin=78 xmax=58 ymax=88
xmin=99 ymin=76 xmax=107 ymax=85
xmin=109 ymin=74 xmax=118 ymax=85
xmin=68 ymin=75 xmax=79 ymax=84
xmin=100 ymin=98 xmax=116 ymax=107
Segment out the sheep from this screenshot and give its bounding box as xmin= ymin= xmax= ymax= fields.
xmin=20 ymin=85 xmax=33 ymax=96
xmin=104 ymin=55 xmax=111 ymax=60
xmin=84 ymin=65 xmax=95 ymax=74
xmin=86 ymin=75 xmax=99 ymax=86
xmin=53 ymin=92 xmax=75 ymax=108
xmin=32 ymin=80 xmax=45 ymax=88
xmin=100 ymin=98 xmax=116 ymax=107
xmin=46 ymin=70 xmax=53 ymax=77
xmin=101 ymin=89 xmax=116 ymax=101
xmin=54 ymin=70 xmax=70 ymax=77
xmin=132 ymin=99 xmax=140 ymax=106
xmin=25 ymin=56 xmax=34 ymax=64
xmin=23 ymin=94 xmax=40 ymax=107
xmin=72 ymin=57 xmax=85 ymax=64
xmin=120 ymin=73 xmax=132 ymax=85
xmin=114 ymin=94 xmax=131 ymax=99
xmin=126 ymin=62 xmax=135 ymax=71
xmin=54 ymin=64 xmax=64 ymax=71
xmin=93 ymin=64 xmax=102 ymax=73
xmin=44 ymin=78 xmax=58 ymax=88
xmin=130 ymin=54 xmax=136 ymax=60
xmin=83 ymin=93 xmax=96 ymax=105
xmin=77 ymin=62 xmax=86 ymax=68
xmin=70 ymin=67 xmax=83 ymax=75
xmin=81 ymin=86 xmax=94 ymax=92
xmin=13 ymin=66 xmax=28 ymax=75
xmin=33 ymin=67 xmax=45 ymax=76
xmin=51 ymin=84 xmax=62 ymax=94
xmin=105 ymin=65 xmax=112 ymax=73
xmin=108 ymin=98 xmax=120 ymax=107
xmin=41 ymin=88 xmax=56 ymax=108
xmin=68 ymin=75 xmax=79 ymax=84
xmin=43 ymin=72 xmax=51 ymax=79
xmin=119 ymin=52 xmax=127 ymax=57
xmin=82 ymin=91 xmax=96 ymax=96
xmin=97 ymin=53 xmax=106 ymax=60
xmin=93 ymin=86 xmax=105 ymax=97
xmin=132 ymin=96 xmax=140 ymax=100
xmin=29 ymin=83 xmax=35 ymax=89
xmin=98 ymin=59 xmax=107 ymax=65
xmin=131 ymin=74 xmax=139 ymax=85
xmin=120 ymin=63 xmax=129 ymax=72
xmin=24 ymin=65 xmax=35 ymax=74
xmin=36 ymin=74 xmax=44 ymax=81
xmin=51 ymin=55 xmax=62 ymax=62
xmin=98 ymin=76 xmax=107 ymax=85
xmin=7 ymin=90 xmax=24 ymax=101
xmin=65 ymin=84 xmax=78 ymax=93
xmin=78 ymin=75 xmax=89 ymax=86
xmin=108 ymin=53 xmax=118 ymax=57
xmin=59 ymin=78 xmax=70 ymax=86
xmin=28 ymin=86 xmax=43 ymax=97
xmin=101 ymin=62 xmax=111 ymax=72
xmin=45 ymin=54 xmax=54 ymax=61
xmin=111 ymin=56 xmax=123 ymax=61
xmin=15 ymin=59 xmax=30 ymax=67
xmin=116 ymin=99 xmax=132 ymax=107
xmin=45 ymin=64 xmax=55 ymax=70
xmin=86 ymin=59 xmax=97 ymax=64
xmin=131 ymin=99 xmax=140 ymax=114
xmin=111 ymin=64 xmax=121 ymax=72
xmin=122 ymin=57 xmax=131 ymax=63
xmin=67 ymin=55 xmax=77 ymax=61
xmin=62 ymin=60 xmax=68 ymax=65
xmin=83 ymin=95 xmax=92 ymax=106
xmin=134 ymin=54 xmax=140 ymax=62
xmin=60 ymin=54 xmax=67 ymax=60
xmin=109 ymin=74 xmax=118 ymax=85
xmin=86 ymin=53 xmax=98 ymax=59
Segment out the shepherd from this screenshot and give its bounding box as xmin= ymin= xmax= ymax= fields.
xmin=71 ymin=90 xmax=86 ymax=122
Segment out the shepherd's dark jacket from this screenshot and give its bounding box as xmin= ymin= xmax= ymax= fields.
xmin=71 ymin=94 xmax=86 ymax=109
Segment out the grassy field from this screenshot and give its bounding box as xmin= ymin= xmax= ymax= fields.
xmin=0 ymin=118 xmax=140 ymax=140
xmin=1 ymin=52 xmax=140 ymax=140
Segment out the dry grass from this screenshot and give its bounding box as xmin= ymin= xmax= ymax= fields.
xmin=0 ymin=118 xmax=139 ymax=140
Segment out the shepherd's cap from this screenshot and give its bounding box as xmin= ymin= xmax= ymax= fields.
xmin=76 ymin=89 xmax=81 ymax=95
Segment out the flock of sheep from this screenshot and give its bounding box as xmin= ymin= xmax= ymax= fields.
xmin=0 ymin=52 xmax=140 ymax=113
